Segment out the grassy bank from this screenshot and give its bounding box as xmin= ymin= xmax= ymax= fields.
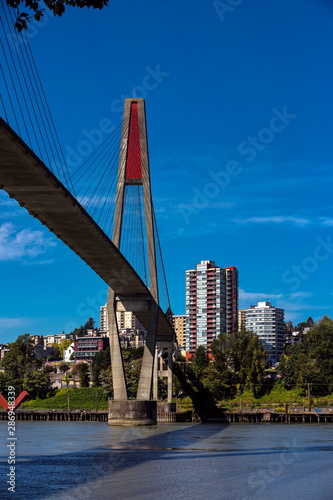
xmin=21 ymin=387 xmax=109 ymax=411
xmin=176 ymin=386 xmax=333 ymax=412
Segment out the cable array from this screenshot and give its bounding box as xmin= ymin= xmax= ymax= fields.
xmin=0 ymin=3 xmax=73 ymax=192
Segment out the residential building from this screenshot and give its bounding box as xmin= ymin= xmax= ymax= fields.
xmin=100 ymin=305 xmax=145 ymax=334
xmin=43 ymin=333 xmax=72 ymax=349
xmin=225 ymin=266 xmax=238 ymax=334
xmin=100 ymin=304 xmax=108 ymax=332
xmin=30 ymin=335 xmax=43 ymax=346
xmin=0 ymin=344 xmax=9 ymax=361
xmin=245 ymin=301 xmax=285 ymax=366
xmin=238 ymin=309 xmax=247 ymax=331
xmin=74 ymin=336 xmax=109 ymax=362
xmin=64 ymin=343 xmax=75 ymax=362
xmin=119 ymin=330 xmax=146 ymax=348
xmin=185 ymin=260 xmax=238 ymax=357
xmin=173 ymin=315 xmax=186 ymax=349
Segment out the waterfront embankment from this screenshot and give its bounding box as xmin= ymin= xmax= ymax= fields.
xmin=1 ymin=409 xmax=333 ymax=423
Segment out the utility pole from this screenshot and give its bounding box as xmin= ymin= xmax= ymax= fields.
xmin=308 ymin=383 xmax=311 ymax=412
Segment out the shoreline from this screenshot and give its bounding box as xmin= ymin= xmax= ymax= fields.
xmin=1 ymin=409 xmax=333 ymax=424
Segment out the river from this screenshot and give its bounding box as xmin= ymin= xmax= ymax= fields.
xmin=0 ymin=421 xmax=332 ymax=499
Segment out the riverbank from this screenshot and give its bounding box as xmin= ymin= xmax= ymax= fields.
xmin=2 ymin=409 xmax=333 ymax=423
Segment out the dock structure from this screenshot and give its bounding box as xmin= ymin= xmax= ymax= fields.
xmin=1 ymin=410 xmax=333 ymax=423
xmin=0 ymin=410 xmax=109 ymax=422
xmin=0 ymin=409 xmax=190 ymax=423
xmin=210 ymin=411 xmax=333 ymax=424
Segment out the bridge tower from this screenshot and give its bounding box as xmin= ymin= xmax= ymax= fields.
xmin=107 ymin=98 xmax=166 ymax=425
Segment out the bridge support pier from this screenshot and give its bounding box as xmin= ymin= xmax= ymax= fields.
xmin=108 ymin=400 xmax=157 ymax=426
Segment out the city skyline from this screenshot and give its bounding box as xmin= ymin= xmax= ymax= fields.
xmin=1 ymin=0 xmax=333 ymax=342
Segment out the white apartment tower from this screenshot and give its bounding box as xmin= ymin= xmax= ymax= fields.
xmin=100 ymin=305 xmax=145 ymax=334
xmin=245 ymin=301 xmax=285 ymax=366
xmin=185 ymin=260 xmax=238 ymax=357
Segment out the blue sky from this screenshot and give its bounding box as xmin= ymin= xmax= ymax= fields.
xmin=1 ymin=0 xmax=333 ymax=342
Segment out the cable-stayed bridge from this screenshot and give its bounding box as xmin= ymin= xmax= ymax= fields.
xmin=0 ymin=5 xmax=176 ymax=425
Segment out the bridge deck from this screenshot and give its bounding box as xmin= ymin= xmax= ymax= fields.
xmin=0 ymin=119 xmax=174 ymax=342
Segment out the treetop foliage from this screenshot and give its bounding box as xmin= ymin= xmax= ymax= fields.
xmin=70 ymin=317 xmax=95 ymax=337
xmin=6 ymin=0 xmax=109 ymax=31
xmin=279 ymin=316 xmax=333 ymax=395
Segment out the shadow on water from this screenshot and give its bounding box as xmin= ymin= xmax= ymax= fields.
xmin=0 ymin=421 xmax=229 ymax=500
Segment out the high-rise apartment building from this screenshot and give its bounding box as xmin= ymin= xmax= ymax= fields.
xmin=225 ymin=266 xmax=238 ymax=334
xmin=173 ymin=314 xmax=186 ymax=349
xmin=245 ymin=301 xmax=285 ymax=366
xmin=185 ymin=260 xmax=238 ymax=357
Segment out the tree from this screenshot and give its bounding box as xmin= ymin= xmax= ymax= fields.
xmin=59 ymin=363 xmax=70 ymax=374
xmin=23 ymin=368 xmax=51 ymax=399
xmin=91 ymin=347 xmax=111 ymax=386
xmin=122 ymin=347 xmax=144 ymax=398
xmin=7 ymin=0 xmax=109 ymax=32
xmin=211 ymin=330 xmax=267 ymax=392
xmin=98 ymin=368 xmax=113 ymax=397
xmin=0 ymin=334 xmax=35 ymax=390
xmin=73 ymin=363 xmax=90 ymax=387
xmin=190 ymin=345 xmax=209 ymax=377
xmin=279 ymin=316 xmax=333 ymax=395
xmin=70 ymin=317 xmax=96 ymax=337
xmin=306 ymin=316 xmax=315 ymax=327
xmin=125 ymin=358 xmax=142 ymax=399
xmin=51 ymin=343 xmax=61 ymax=359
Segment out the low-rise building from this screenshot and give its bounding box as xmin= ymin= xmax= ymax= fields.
xmin=119 ymin=329 xmax=146 ymax=348
xmin=43 ymin=333 xmax=72 ymax=348
xmin=74 ymin=336 xmax=109 ymax=362
xmin=64 ymin=343 xmax=75 ymax=362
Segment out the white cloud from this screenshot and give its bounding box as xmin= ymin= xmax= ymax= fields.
xmin=234 ymin=216 xmax=310 ymax=226
xmin=0 ymin=211 xmax=22 ymax=219
xmin=289 ymin=292 xmax=312 ymax=299
xmin=239 ymin=289 xmax=284 ymax=305
xmin=0 ymin=223 xmax=56 ymax=261
xmin=320 ymin=217 xmax=333 ymax=226
xmin=233 ymin=215 xmax=333 ymax=228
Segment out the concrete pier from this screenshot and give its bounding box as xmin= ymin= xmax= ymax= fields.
xmin=108 ymin=400 xmax=157 ymax=426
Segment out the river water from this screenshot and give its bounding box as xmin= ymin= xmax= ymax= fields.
xmin=0 ymin=421 xmax=333 ymax=499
